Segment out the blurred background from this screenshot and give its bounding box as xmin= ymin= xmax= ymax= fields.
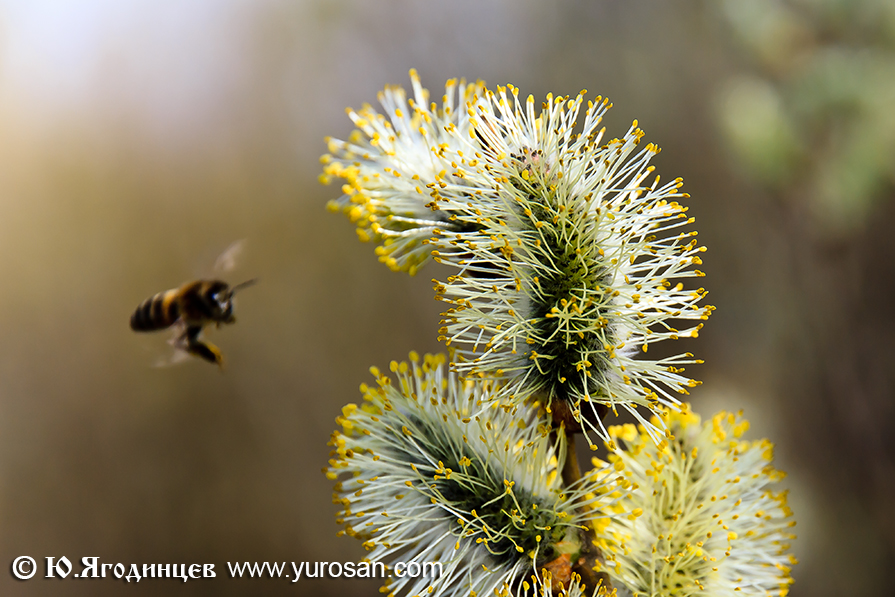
xmin=0 ymin=0 xmax=892 ymax=595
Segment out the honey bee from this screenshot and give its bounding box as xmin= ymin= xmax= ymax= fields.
xmin=130 ymin=243 xmax=255 ymax=367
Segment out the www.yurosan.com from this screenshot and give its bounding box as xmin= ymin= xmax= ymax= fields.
xmin=227 ymin=561 xmax=445 ymax=581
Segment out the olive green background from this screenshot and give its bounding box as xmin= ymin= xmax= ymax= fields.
xmin=0 ymin=1 xmax=892 ymax=595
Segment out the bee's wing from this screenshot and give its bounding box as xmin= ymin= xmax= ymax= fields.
xmin=151 ymin=319 xmax=193 ymax=368
xmin=213 ymin=239 xmax=246 ymax=274
xmin=152 ymin=348 xmax=193 ymax=368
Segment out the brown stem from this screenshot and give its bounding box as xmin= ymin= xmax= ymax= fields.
xmin=557 ymin=420 xmax=613 ymax=594
xmin=561 ymin=427 xmax=582 ymax=486
xmin=541 ymin=398 xmax=614 ymax=593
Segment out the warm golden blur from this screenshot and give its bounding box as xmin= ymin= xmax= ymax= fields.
xmin=0 ymin=1 xmax=892 ymax=596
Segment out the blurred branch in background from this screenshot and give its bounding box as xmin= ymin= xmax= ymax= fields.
xmin=710 ymin=0 xmax=895 ymax=591
xmin=714 ymin=0 xmax=895 ymax=233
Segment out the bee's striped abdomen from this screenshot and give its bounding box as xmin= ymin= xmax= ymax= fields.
xmin=130 ymin=289 xmax=181 ymax=331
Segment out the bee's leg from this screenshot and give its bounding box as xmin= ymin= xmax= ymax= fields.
xmin=184 ymin=325 xmax=224 ymax=369
xmin=187 ymin=340 xmax=224 ymax=369
xmin=216 ymin=315 xmax=236 ymax=329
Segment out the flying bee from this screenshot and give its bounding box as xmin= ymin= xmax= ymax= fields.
xmin=130 ymin=279 xmax=256 ymax=367
xmin=130 ymin=242 xmax=255 ymax=367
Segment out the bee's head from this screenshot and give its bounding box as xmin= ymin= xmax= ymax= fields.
xmin=210 ymin=279 xmax=256 ymax=324
xmin=206 ymin=281 xmax=234 ymax=323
